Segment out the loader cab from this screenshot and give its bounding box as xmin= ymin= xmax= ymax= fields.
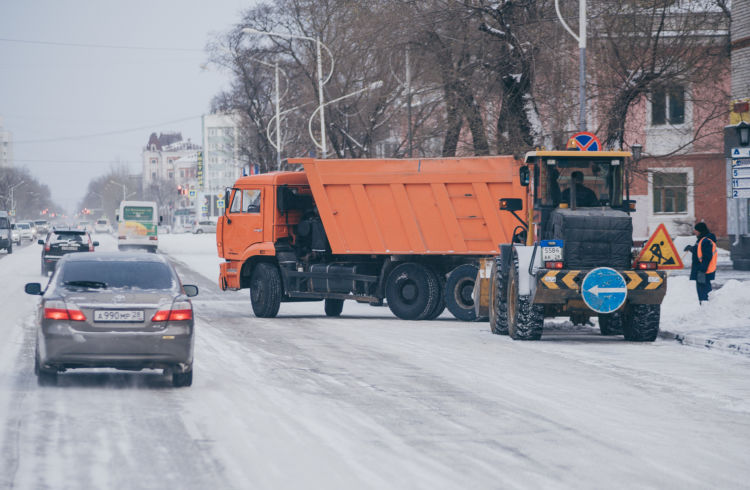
xmin=523 ymin=150 xmax=632 ymax=241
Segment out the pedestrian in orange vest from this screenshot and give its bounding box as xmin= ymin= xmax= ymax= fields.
xmin=683 ymin=222 xmax=717 ymax=304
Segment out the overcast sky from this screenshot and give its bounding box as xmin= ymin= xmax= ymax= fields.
xmin=0 ymin=0 xmax=251 ymax=212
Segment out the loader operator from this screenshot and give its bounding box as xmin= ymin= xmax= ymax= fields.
xmin=561 ymin=171 xmax=599 ymax=207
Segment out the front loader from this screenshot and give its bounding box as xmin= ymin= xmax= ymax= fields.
xmin=480 ymin=148 xmax=667 ymax=341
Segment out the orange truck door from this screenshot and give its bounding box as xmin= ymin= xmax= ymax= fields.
xmin=222 ymin=187 xmax=265 ymax=259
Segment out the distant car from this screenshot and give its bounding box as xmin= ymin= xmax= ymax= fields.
xmin=16 ymin=222 xmax=34 ymax=242
xmin=10 ymin=224 xmax=20 ymax=245
xmin=93 ymin=218 xmax=112 ymax=234
xmin=34 ymin=220 xmax=50 ymax=235
xmin=19 ymin=220 xmax=38 ymax=240
xmin=39 ymin=229 xmax=99 ymax=276
xmin=77 ymin=221 xmax=91 ymax=231
xmin=25 ymin=252 xmax=198 ymax=387
xmin=192 ymin=219 xmax=217 ymax=234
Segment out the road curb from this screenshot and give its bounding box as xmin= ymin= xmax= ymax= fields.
xmin=659 ymin=329 xmax=750 ymax=357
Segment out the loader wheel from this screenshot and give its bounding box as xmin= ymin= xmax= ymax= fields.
xmin=324 ymin=298 xmax=344 ymax=317
xmin=423 ymin=268 xmax=445 ymax=320
xmin=507 ymin=253 xmax=544 ymax=340
xmin=489 ymin=257 xmax=509 ymax=335
xmin=598 ymin=310 xmax=626 ymax=336
xmin=386 ymin=263 xmax=439 ymax=320
xmin=445 ymin=264 xmax=479 ymax=321
xmin=622 ymin=304 xmax=660 ymax=342
xmin=250 ymin=262 xmax=282 ymax=318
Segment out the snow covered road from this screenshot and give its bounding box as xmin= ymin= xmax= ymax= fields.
xmin=1 ymin=235 xmax=749 ymax=489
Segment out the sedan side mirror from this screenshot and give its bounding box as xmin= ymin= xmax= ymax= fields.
xmin=183 ymin=285 xmax=199 ymax=297
xmin=38 ymin=239 xmax=45 ymax=245
xmin=25 ymin=283 xmax=42 ymax=295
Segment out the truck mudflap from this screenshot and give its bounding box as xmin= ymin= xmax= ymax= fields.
xmin=219 ymin=261 xmax=241 ymax=291
xmin=533 ymin=269 xmax=667 ymax=305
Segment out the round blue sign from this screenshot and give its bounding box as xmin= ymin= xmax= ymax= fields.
xmin=581 ymin=267 xmax=627 ymax=314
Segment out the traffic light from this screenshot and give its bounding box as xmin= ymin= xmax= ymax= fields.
xmin=177 ymin=185 xmax=183 ymax=196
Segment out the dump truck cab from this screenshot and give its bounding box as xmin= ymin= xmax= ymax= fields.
xmin=487 ymin=146 xmax=667 ymax=342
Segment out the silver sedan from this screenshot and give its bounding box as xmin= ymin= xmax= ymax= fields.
xmin=25 ymin=252 xmax=198 ymax=387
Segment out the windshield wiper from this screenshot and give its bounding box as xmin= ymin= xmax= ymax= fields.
xmin=63 ymin=280 xmax=108 ymax=289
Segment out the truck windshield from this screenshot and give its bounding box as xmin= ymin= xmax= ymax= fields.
xmin=541 ymin=158 xmax=623 ymax=208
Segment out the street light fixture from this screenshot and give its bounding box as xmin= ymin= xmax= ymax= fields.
xmin=736 ymin=121 xmax=750 ymax=147
xmin=109 ymin=180 xmax=134 ymax=201
xmin=307 ymin=81 xmax=383 ymax=155
xmin=9 ymin=180 xmax=25 ymax=215
xmin=243 ymin=27 xmax=335 ymax=158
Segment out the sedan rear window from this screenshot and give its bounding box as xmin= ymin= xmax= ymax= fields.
xmin=59 ymin=261 xmax=175 ymax=290
xmin=52 ymin=232 xmax=86 ymax=242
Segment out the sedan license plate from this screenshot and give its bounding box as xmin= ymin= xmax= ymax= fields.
xmin=542 ymin=246 xmax=563 ymax=261
xmin=94 ymin=310 xmax=145 ymax=323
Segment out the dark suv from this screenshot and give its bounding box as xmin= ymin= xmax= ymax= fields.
xmin=40 ymin=229 xmax=99 ymax=275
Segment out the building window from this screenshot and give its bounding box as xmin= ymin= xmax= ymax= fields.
xmin=208 ymin=128 xmax=216 ymax=136
xmin=651 ymin=85 xmax=685 ymax=126
xmin=151 ymin=172 xmax=156 ymax=179
xmin=168 ymin=172 xmax=174 ymax=179
xmin=151 ymin=158 xmax=157 ymax=165
xmin=653 ymin=172 xmax=687 ymax=213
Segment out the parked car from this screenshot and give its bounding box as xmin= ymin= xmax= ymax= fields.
xmin=34 ymin=220 xmax=50 ymax=235
xmin=192 ymin=219 xmax=217 ymax=234
xmin=0 ymin=212 xmax=12 ymax=253
xmin=10 ymin=223 xmax=20 ymax=245
xmin=16 ymin=222 xmax=34 ymax=242
xmin=39 ymin=229 xmax=99 ymax=276
xmin=93 ymin=218 xmax=112 ymax=234
xmin=25 ymin=252 xmax=199 ymax=387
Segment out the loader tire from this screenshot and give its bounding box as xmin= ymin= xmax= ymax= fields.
xmin=507 ymin=253 xmax=544 ymax=340
xmin=598 ymin=310 xmax=626 ymax=336
xmin=250 ymin=262 xmax=282 ymax=318
xmin=489 ymin=257 xmax=509 ymax=335
xmin=386 ymin=263 xmax=439 ymax=320
xmin=324 ymin=298 xmax=344 ymax=317
xmin=623 ymin=304 xmax=660 ymax=342
xmin=445 ymin=264 xmax=479 ymax=321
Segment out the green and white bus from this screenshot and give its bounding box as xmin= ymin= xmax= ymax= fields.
xmin=116 ymin=201 xmax=161 ymax=252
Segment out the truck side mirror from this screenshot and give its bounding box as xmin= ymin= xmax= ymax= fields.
xmin=499 ymin=198 xmax=523 ymax=211
xmin=519 ymin=166 xmax=530 ymax=186
xmin=224 ymin=189 xmax=230 ymax=211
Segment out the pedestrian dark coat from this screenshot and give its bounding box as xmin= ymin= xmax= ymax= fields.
xmin=688 ymin=231 xmax=717 ymax=281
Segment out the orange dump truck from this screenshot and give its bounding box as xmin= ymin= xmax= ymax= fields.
xmin=217 ymin=156 xmax=524 ymax=320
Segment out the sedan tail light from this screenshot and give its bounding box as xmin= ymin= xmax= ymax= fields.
xmin=44 ymin=300 xmax=86 ymax=321
xmin=151 ymin=301 xmax=193 ymax=322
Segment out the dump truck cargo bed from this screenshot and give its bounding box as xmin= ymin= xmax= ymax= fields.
xmin=289 ymin=156 xmax=525 ymax=255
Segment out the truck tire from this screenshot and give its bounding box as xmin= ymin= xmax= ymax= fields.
xmin=489 ymin=257 xmax=509 ymax=335
xmin=324 ymin=298 xmax=344 ymax=317
xmin=445 ymin=264 xmax=478 ymax=321
xmin=250 ymin=262 xmax=282 ymax=318
xmin=386 ymin=262 xmax=439 ymax=320
xmin=507 ymin=253 xmax=544 ymax=340
xmin=623 ymin=304 xmax=660 ymax=342
xmin=423 ymin=268 xmax=445 ymax=320
xmin=599 ymin=310 xmax=625 ymax=336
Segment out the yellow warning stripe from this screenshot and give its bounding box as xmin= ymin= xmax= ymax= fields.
xmin=644 ymin=271 xmax=663 ymax=290
xmin=562 ymin=271 xmax=579 ymax=290
xmin=542 ymin=271 xmax=560 ymax=289
xmin=623 ymin=271 xmax=643 ymax=290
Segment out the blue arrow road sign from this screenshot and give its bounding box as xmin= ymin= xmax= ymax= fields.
xmin=581 ymin=267 xmax=627 ymax=314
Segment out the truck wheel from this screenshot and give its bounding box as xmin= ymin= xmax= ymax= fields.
xmin=324 ymin=298 xmax=344 ymax=317
xmin=423 ymin=268 xmax=445 ymax=320
xmin=386 ymin=263 xmax=439 ymax=320
xmin=250 ymin=262 xmax=282 ymax=318
xmin=507 ymin=254 xmax=544 ymax=340
xmin=598 ymin=310 xmax=626 ymax=336
xmin=489 ymin=257 xmax=509 ymax=335
xmin=623 ymin=304 xmax=660 ymax=342
xmin=445 ymin=264 xmax=478 ymax=321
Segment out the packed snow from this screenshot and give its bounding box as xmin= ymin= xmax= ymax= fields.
xmin=0 ymin=232 xmax=747 ymax=489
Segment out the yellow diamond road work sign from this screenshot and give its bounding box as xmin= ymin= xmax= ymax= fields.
xmin=637 ymin=223 xmax=684 ymax=270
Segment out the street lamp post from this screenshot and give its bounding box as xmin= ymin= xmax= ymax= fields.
xmin=109 ymin=180 xmax=133 ymax=201
xmin=9 ymin=180 xmax=25 ymax=216
xmin=243 ymin=28 xmax=334 ymax=158
xmin=307 ymin=81 xmax=384 ymax=153
xmin=555 ymin=0 xmax=587 ymax=131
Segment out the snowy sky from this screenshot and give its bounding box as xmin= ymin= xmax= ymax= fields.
xmin=0 ymin=0 xmax=251 ymax=212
